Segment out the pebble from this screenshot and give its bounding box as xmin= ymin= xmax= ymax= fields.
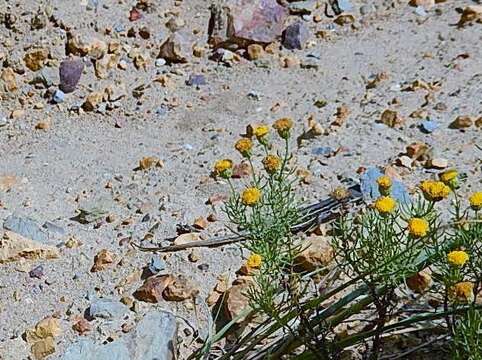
xmin=282 ymin=22 xmax=309 ymax=50
xmin=186 ymin=74 xmax=206 ymax=86
xmin=52 ymin=89 xmax=65 ymax=103
xmin=420 ymin=119 xmax=438 ymax=133
xmin=29 ymin=265 xmax=44 ymax=279
xmin=148 ymin=257 xmax=166 ymax=275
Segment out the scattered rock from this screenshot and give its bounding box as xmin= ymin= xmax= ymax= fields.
xmin=247 ymin=44 xmax=265 ymax=60
xmin=24 ymin=48 xmax=49 ymax=71
xmin=91 ymin=249 xmax=116 ymax=272
xmin=450 ymin=115 xmax=473 ymax=129
xmin=134 ymin=275 xmax=174 ymax=303
xmin=163 ymin=275 xmax=199 ymax=301
xmin=1 ymin=68 xmax=18 ymax=92
xmin=186 ymin=74 xmax=206 ymax=86
xmin=173 ymin=232 xmax=200 ymax=246
xmin=26 ymin=317 xmax=61 ymax=343
xmin=294 ymin=235 xmax=334 ymax=272
xmin=88 ymin=298 xmax=129 ymax=320
xmin=158 ymin=33 xmax=189 ymax=63
xmin=426 ymin=158 xmax=448 ymax=169
xmin=82 ymin=91 xmax=105 ymax=111
xmin=282 ymin=22 xmax=309 ymax=50
xmin=224 ymin=278 xmax=252 ymax=322
xmin=31 ymin=337 xmax=56 ymax=360
xmin=3 ymin=215 xmax=48 ymax=243
xmin=457 ymin=5 xmax=482 ymax=27
xmin=421 ymin=119 xmax=439 ymax=133
xmin=208 ymin=0 xmax=288 ymax=47
xmin=59 ymin=58 xmax=84 ymax=93
xmin=52 ymin=90 xmax=65 ymax=103
xmin=0 ymin=231 xmax=59 ymax=263
xmin=72 ymin=318 xmax=92 ymax=335
xmin=288 ymin=0 xmax=318 ymax=15
xmin=0 ymin=175 xmax=18 ymax=192
xmin=139 ymin=156 xmax=163 ymax=170
xmin=380 ymin=109 xmax=404 ymax=128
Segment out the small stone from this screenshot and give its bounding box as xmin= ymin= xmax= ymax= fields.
xmin=380 ymin=109 xmax=404 ymax=128
xmin=134 ymin=275 xmax=174 ymax=303
xmin=129 ymin=7 xmax=142 ymax=21
xmin=457 ymin=5 xmax=482 ymax=27
xmin=406 ymin=270 xmax=432 ymax=294
xmin=224 ymin=278 xmax=252 ymax=322
xmin=426 ymin=158 xmax=448 ymax=169
xmin=186 ymin=74 xmax=206 ymax=86
xmin=281 ymin=56 xmax=300 ymax=68
xmin=408 ymin=0 xmax=435 ymax=8
xmin=294 ymin=236 xmax=334 ymax=272
xmin=59 ymin=58 xmax=84 ymax=93
xmin=421 ymin=119 xmax=439 ymax=133
xmin=148 ymin=257 xmax=166 ymax=274
xmin=247 ymin=44 xmax=265 ymax=60
xmin=82 ymin=91 xmax=104 ymax=112
xmin=31 ymin=337 xmax=56 ymax=360
xmin=397 ymin=155 xmax=413 ymax=169
xmin=29 ymin=265 xmax=44 ymax=279
xmin=163 ymin=275 xmax=199 ymax=301
xmin=334 ymin=14 xmax=355 ymax=25
xmin=450 ymin=115 xmax=473 ymax=129
xmin=26 ymin=317 xmax=62 ymax=343
xmin=188 ymin=249 xmax=200 ymax=262
xmin=158 ymin=33 xmax=189 ymax=63
xmin=88 ymin=299 xmax=129 ymax=320
xmin=475 ymin=117 xmax=482 ymax=128
xmin=52 ymin=90 xmax=65 ymax=103
xmin=24 ymin=48 xmax=49 ymax=71
xmin=0 ymin=231 xmax=59 ymax=264
xmin=406 ymin=142 xmax=429 ymax=160
xmin=288 ymin=0 xmax=318 ymax=15
xmin=193 ymin=217 xmax=208 ymax=230
xmin=91 ymin=249 xmax=115 ymax=272
xmin=282 ymin=22 xmax=309 ymax=50
xmin=139 ymin=156 xmax=163 ymax=170
xmin=1 ymin=68 xmax=18 ymax=92
xmin=165 ymin=17 xmax=185 ymax=32
xmin=174 ymin=232 xmax=200 ymax=245
xmin=72 ymin=318 xmax=92 ymax=335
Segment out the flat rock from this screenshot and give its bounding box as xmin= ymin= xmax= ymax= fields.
xmin=282 ymin=22 xmax=309 ymax=50
xmin=61 ymin=311 xmax=176 ymax=360
xmin=360 ymin=167 xmax=410 ymax=204
xmin=3 ymin=215 xmax=48 ymax=243
xmin=88 ymin=298 xmax=129 ymax=320
xmin=294 ymin=235 xmax=334 ymax=272
xmin=0 ymin=231 xmax=59 ymax=264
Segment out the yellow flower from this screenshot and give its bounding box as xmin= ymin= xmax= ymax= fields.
xmin=469 ymin=191 xmax=482 ymax=211
xmin=447 ymin=250 xmax=469 ymax=267
xmin=377 ymin=175 xmax=392 ymax=195
xmin=246 ymin=253 xmax=262 ymax=269
xmin=214 ymin=159 xmax=233 ymax=178
xmin=262 ymin=155 xmax=281 ymax=174
xmin=407 ymin=218 xmax=429 ymax=238
xmin=242 ymin=187 xmax=261 ymax=206
xmin=374 ymin=196 xmax=396 ymax=214
xmin=419 ymin=180 xmax=451 ymax=202
xmin=235 ymin=138 xmax=253 ymax=157
xmin=253 ymin=125 xmax=269 ymax=139
xmin=451 ymin=281 xmax=474 ymax=303
xmin=273 ymin=117 xmax=293 ymax=139
xmin=439 ymin=169 xmax=457 ymax=184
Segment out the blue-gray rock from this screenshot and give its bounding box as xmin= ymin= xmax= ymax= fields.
xmin=53 ymin=89 xmax=65 ymax=103
xmin=186 ymin=74 xmax=206 ymax=86
xmin=42 ymin=221 xmax=66 ymax=236
xmin=61 ymin=339 xmax=130 ymax=360
xmin=148 ymin=257 xmax=166 ymax=274
xmin=88 ymin=299 xmax=129 ymax=320
xmin=61 ymin=311 xmax=176 ymax=360
xmin=60 ymin=58 xmax=84 ymax=93
xmin=360 ymin=167 xmax=410 ymax=204
xmin=3 ymin=215 xmax=48 ymax=243
xmin=312 ymin=146 xmax=334 ymax=157
xmin=282 ymin=22 xmax=309 ymax=50
xmin=421 ymin=119 xmax=439 ymax=133
xmin=337 ymin=0 xmax=353 ymax=12
xmin=29 ymin=265 xmax=44 ymax=279
xmin=288 ymin=0 xmax=318 ymax=15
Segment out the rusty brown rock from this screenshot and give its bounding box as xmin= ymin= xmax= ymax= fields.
xmin=134 ymin=275 xmax=174 ymax=303
xmin=163 ymin=275 xmax=199 ymax=301
xmin=24 ymin=48 xmax=49 ymax=71
xmin=158 ymin=33 xmax=189 ymax=63
xmin=224 ymin=278 xmax=252 ymax=322
xmin=91 ymin=249 xmax=115 ymax=272
xmin=450 ymin=115 xmax=473 ymax=129
xmin=294 ymin=236 xmax=334 ymax=272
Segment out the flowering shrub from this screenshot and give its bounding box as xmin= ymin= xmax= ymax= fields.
xmin=198 ymin=121 xmax=482 ymax=360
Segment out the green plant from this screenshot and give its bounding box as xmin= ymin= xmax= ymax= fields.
xmin=196 ymin=122 xmax=482 ymax=360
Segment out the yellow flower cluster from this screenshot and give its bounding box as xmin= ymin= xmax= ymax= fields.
xmin=214 ymin=159 xmax=233 ymax=178
xmin=447 ymin=250 xmax=469 ymax=267
xmin=246 ymin=253 xmax=262 ymax=268
xmin=374 ymin=196 xmax=396 ymax=214
xmin=419 ymin=180 xmax=450 ymax=202
xmin=242 ymin=187 xmax=262 ymax=206
xmin=452 ymin=281 xmax=474 ymax=303
xmin=407 ymin=218 xmax=429 ymax=238
xmin=262 ymin=155 xmax=281 ymax=174
xmin=253 ymin=125 xmax=269 ymax=139
xmin=469 ymin=191 xmax=482 ymax=211
xmin=273 ymin=117 xmax=293 ymax=139
xmin=235 ymin=138 xmax=253 ymax=157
